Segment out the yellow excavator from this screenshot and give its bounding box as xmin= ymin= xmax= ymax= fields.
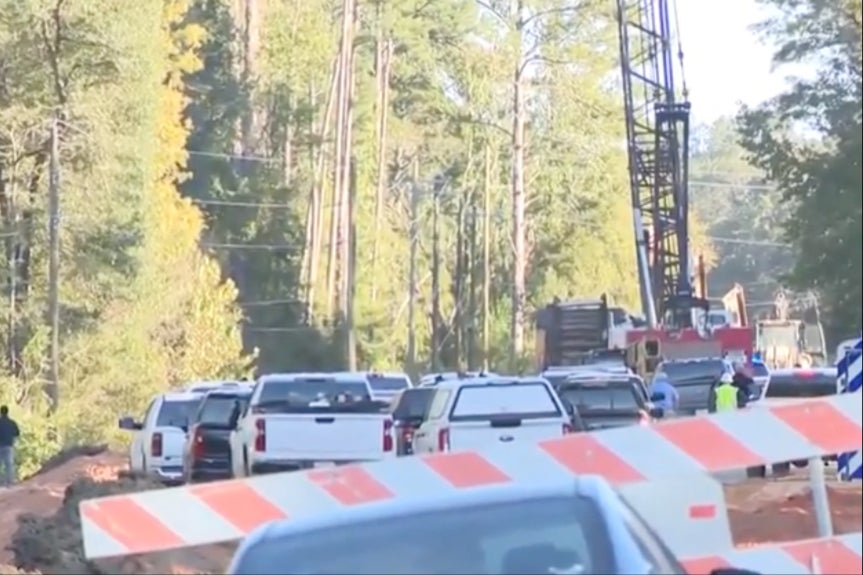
xmin=755 ymin=290 xmax=826 ymax=369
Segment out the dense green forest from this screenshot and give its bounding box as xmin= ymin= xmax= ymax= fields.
xmin=0 ymin=0 xmax=859 ymax=473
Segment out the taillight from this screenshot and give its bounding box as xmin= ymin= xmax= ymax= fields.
xmin=437 ymin=428 xmax=450 ymax=452
xmin=562 ymin=422 xmax=573 ymax=434
xmin=192 ymin=426 xmax=205 ymax=459
xmin=151 ymin=432 xmax=163 ymax=457
xmin=254 ymin=418 xmax=266 ymax=452
xmin=382 ymin=419 xmax=394 ymax=452
xmin=401 ymin=427 xmax=414 ymax=442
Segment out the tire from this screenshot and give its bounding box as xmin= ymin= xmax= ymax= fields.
xmin=792 ymin=459 xmax=809 ymax=468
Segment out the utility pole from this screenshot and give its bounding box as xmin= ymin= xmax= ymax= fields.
xmin=482 ymin=146 xmax=492 ymax=371
xmin=467 ymin=203 xmax=478 ymax=370
xmin=430 ymin=180 xmax=442 ymax=371
xmin=406 ymin=174 xmax=420 ymax=377
xmin=46 ymin=115 xmax=61 ymax=412
xmin=345 ymin=157 xmax=357 ymax=370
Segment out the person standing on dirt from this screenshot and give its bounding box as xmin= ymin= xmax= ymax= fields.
xmin=0 ymin=404 xmax=20 ymax=486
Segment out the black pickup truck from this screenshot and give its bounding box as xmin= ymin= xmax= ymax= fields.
xmin=183 ymin=386 xmax=252 ymax=482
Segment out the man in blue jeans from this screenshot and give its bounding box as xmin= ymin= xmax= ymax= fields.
xmin=0 ymin=404 xmax=20 ymax=486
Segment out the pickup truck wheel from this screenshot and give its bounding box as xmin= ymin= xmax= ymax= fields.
xmin=792 ymin=459 xmax=809 ymax=468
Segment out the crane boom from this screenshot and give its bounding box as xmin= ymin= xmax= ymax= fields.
xmin=615 ymin=0 xmax=693 ymax=328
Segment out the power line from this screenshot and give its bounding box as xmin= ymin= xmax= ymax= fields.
xmin=707 ymin=236 xmax=791 ymax=248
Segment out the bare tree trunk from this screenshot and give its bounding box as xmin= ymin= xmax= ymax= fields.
xmin=327 ymin=0 xmax=356 ymax=323
xmin=241 ymin=0 xmax=262 ymax=154
xmin=303 ymin=62 xmax=339 ymax=322
xmin=510 ymin=1 xmax=527 ymax=363
xmin=338 ymin=4 xmax=357 ymax=324
xmin=370 ymin=17 xmax=392 ymax=303
xmin=325 ymin=54 xmax=346 ymax=321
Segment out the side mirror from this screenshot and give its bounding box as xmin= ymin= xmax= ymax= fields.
xmin=648 ymin=406 xmax=665 ymax=419
xmin=118 ymin=416 xmax=142 ymax=431
xmin=649 ymin=392 xmax=665 ymax=402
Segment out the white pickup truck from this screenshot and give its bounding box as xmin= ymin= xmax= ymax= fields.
xmin=119 ymin=390 xmax=205 ymax=483
xmin=230 ymin=372 xmax=395 ymax=477
xmin=411 ymin=376 xmax=573 ymax=454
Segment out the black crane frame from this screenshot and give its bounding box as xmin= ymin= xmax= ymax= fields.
xmin=615 ymin=0 xmax=692 ymax=324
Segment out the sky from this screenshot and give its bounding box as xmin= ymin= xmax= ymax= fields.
xmin=674 ymin=0 xmax=789 ymax=124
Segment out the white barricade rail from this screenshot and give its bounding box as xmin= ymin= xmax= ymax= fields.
xmin=838 ymin=337 xmax=862 ymax=481
xmin=681 ymin=532 xmax=863 ymax=575
xmin=79 ymin=394 xmax=862 ymax=560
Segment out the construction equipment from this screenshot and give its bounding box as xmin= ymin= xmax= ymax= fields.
xmin=611 ymin=0 xmax=753 ymax=378
xmin=535 ymin=295 xmax=614 ymax=370
xmin=755 ymin=289 xmax=827 ymax=369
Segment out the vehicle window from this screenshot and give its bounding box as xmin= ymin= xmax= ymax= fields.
xmin=367 ymin=374 xmax=410 ymax=391
xmin=619 ymin=500 xmax=685 ymax=574
xmin=426 ymin=390 xmax=451 ymax=419
xmin=558 ymin=384 xmax=641 ymax=411
xmin=256 ymin=378 xmax=373 ymax=413
xmin=230 ymin=496 xmax=614 ymax=575
xmin=657 ymin=360 xmax=724 ymax=385
xmin=751 ymin=363 xmax=769 ymax=378
xmin=391 ymin=389 xmax=434 ymax=421
xmin=759 ymin=324 xmax=800 ymax=348
xmin=765 ymin=371 xmax=837 ymax=398
xmin=450 ymin=382 xmax=561 ymax=421
xmin=156 ymin=399 xmax=202 ymax=428
xmin=197 ymin=394 xmax=249 ymax=425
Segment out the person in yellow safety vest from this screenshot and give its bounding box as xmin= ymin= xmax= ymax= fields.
xmin=709 ymin=372 xmax=740 ymax=413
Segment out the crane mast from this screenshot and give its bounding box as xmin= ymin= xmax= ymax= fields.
xmin=615 ymin=0 xmax=693 ymax=329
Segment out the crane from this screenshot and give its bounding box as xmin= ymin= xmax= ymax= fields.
xmin=615 ymin=0 xmax=698 ymax=329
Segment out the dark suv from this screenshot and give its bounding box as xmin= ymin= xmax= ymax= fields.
xmin=389 ymin=387 xmax=437 ymax=455
xmin=554 ymin=374 xmax=659 ymax=430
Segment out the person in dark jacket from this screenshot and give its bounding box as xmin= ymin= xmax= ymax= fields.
xmin=731 ymin=362 xmax=755 ymax=407
xmin=0 ymin=405 xmax=20 ymax=486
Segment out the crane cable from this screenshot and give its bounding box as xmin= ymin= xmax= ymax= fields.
xmin=669 ymin=0 xmax=689 ymax=101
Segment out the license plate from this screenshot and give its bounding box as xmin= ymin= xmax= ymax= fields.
xmin=313 ymin=461 xmax=336 ymax=468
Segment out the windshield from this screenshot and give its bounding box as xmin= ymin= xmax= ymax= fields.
xmin=450 ymin=382 xmax=561 ymax=421
xmin=156 ymin=399 xmax=202 ymax=428
xmin=196 ymin=394 xmax=249 ymax=425
xmin=230 ymin=495 xmax=614 ymax=575
xmin=256 ymin=378 xmax=374 ymax=413
xmin=559 ymin=384 xmax=641 ymax=411
xmin=657 ymin=360 xmax=724 ymax=385
xmin=367 ymin=375 xmax=410 ymax=391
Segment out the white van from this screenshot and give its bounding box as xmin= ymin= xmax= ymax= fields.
xmin=411 ymin=376 xmax=572 ymax=454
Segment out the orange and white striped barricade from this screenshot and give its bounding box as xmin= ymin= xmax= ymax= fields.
xmin=681 ymin=532 xmax=863 ymax=574
xmin=79 ymin=393 xmax=862 ymax=559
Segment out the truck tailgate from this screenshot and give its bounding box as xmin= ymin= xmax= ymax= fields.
xmin=265 ymin=414 xmax=386 ymax=461
xmin=449 ymin=419 xmax=562 ymax=451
